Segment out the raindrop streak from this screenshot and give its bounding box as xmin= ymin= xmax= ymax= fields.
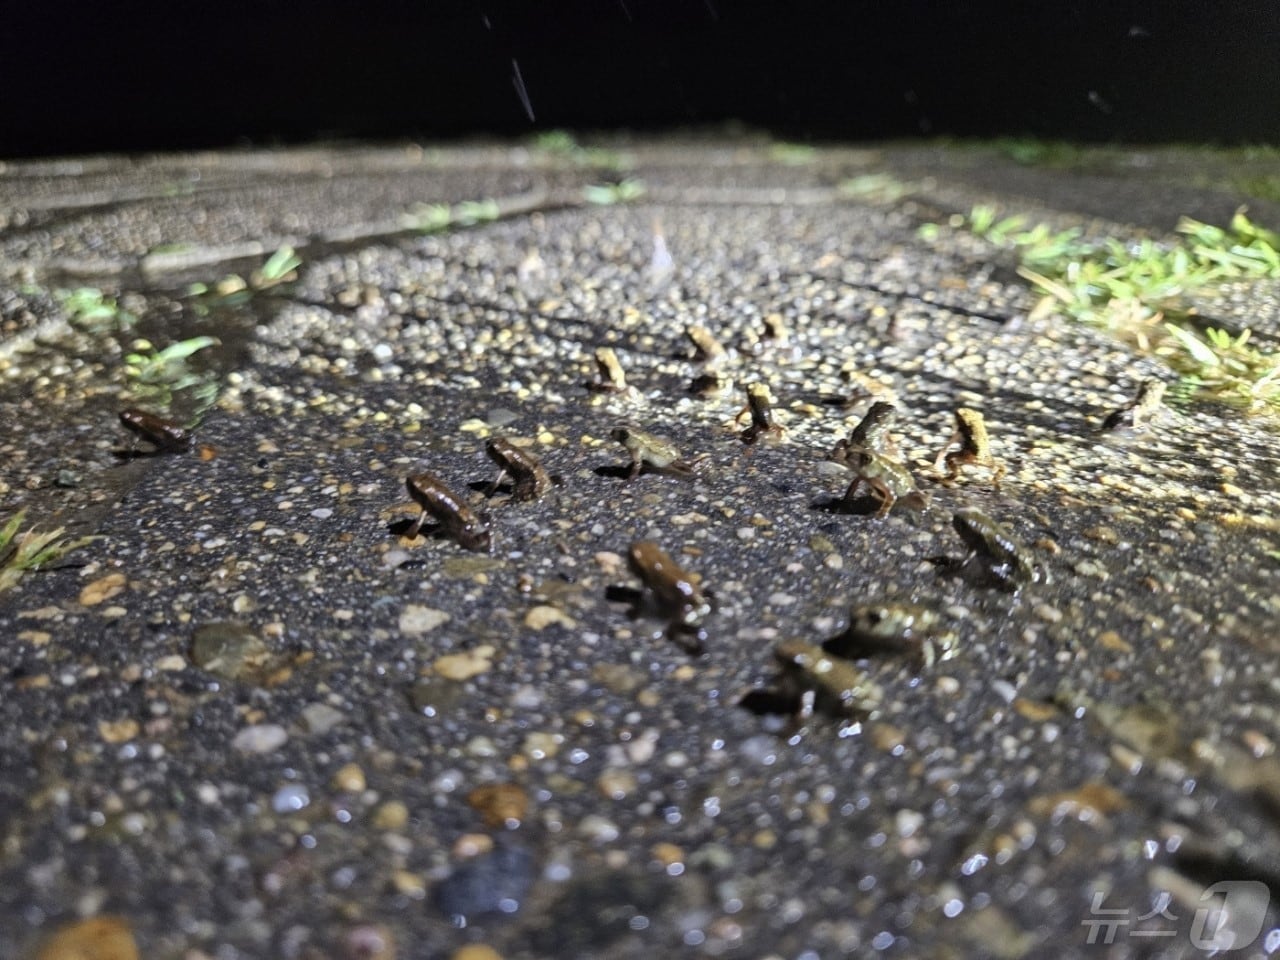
xmin=512 ymin=59 xmax=535 ymax=122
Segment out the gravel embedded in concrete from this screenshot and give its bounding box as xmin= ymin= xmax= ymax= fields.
xmin=2 ymin=139 xmax=1279 ymax=959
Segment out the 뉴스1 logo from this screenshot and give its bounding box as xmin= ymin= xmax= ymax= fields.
xmin=1083 ymin=880 xmax=1272 ymax=951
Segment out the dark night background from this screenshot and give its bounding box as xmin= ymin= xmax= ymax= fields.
xmin=3 ymin=0 xmax=1279 ymax=158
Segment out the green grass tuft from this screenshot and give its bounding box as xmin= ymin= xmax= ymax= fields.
xmin=253 ymin=245 xmax=302 ymax=288
xmin=124 ymin=335 xmax=219 ymax=384
xmin=582 ymin=178 xmax=646 ymax=206
xmin=454 ymin=199 xmax=501 ymax=225
xmin=56 ymin=287 xmax=135 ymax=332
xmin=939 ymin=205 xmax=1280 ymax=414
xmin=533 ymin=130 xmax=578 ymax=154
xmin=188 ymin=245 xmax=302 ymax=308
xmin=530 ymin=131 xmax=628 ymax=171
xmin=123 ymin=335 xmax=220 ymax=414
xmin=839 ymin=174 xmax=915 ymax=205
xmin=992 ymin=138 xmax=1089 ymax=168
xmin=1230 ymin=174 xmax=1280 ymax=204
xmin=769 ymin=143 xmax=816 ymax=166
xmin=407 ymin=203 xmax=453 ymax=234
xmin=406 ymin=198 xmax=502 ymax=232
xmin=0 ymin=511 xmax=97 ymax=593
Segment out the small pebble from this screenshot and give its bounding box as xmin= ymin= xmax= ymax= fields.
xmin=301 ymin=702 xmax=346 ymax=734
xmin=399 ymin=605 xmax=450 ymax=636
xmin=510 ymin=685 xmax=542 ymax=709
xmin=467 ymin=782 xmax=529 ymax=827
xmin=434 ymin=646 xmax=494 ymax=681
xmin=869 ymin=724 xmax=907 ymax=753
xmin=651 ymin=842 xmax=685 ymax=868
xmin=452 ymin=945 xmax=503 ymax=960
xmin=752 ymin=829 xmax=777 ymax=850
xmin=79 ymin=573 xmax=127 ymax=607
xmin=524 ymin=605 xmax=577 ymax=630
xmin=597 ymin=769 xmax=637 ymax=800
xmin=391 ymin=869 xmax=426 ymax=898
xmin=594 ymin=551 xmax=626 ymax=575
xmin=373 ymin=801 xmax=409 ymax=830
xmin=98 ymin=719 xmax=139 ymax=744
xmin=486 ymin=408 xmax=519 ymax=427
xmin=1073 ymin=559 xmax=1109 ymax=580
xmin=625 ymin=736 xmax=656 ymax=764
xmin=383 ymin=833 xmax=414 ymax=857
xmin=332 ymin=763 xmax=367 ymax=793
xmin=272 ymin=784 xmax=311 ymax=813
xmin=189 ymin=622 xmax=268 ymax=681
xmin=1012 ymin=698 xmax=1057 ymax=722
xmin=578 ymin=815 xmax=620 ymax=843
xmin=383 ymin=548 xmax=412 ymax=569
xmin=1096 ymin=630 xmax=1133 ymax=653
xmin=232 ymin=724 xmax=288 ymax=754
xmin=990 ymin=680 xmax=1017 ymax=703
xmin=452 ymin=833 xmax=495 ymax=859
xmin=1033 ymin=603 xmax=1063 ymax=623
xmin=36 ymin=916 xmax=139 ymax=960
xmin=895 ymin=809 xmax=924 ymax=837
xmin=344 ymin=924 xmax=395 ymax=960
xmin=522 ymin=731 xmax=563 ymax=760
xmin=1028 ymin=781 xmax=1128 ymax=820
xmin=1243 ymin=729 xmax=1274 ymax=758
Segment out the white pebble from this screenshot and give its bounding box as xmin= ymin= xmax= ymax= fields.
xmin=232 ymin=724 xmax=288 ymax=754
xmin=990 ymin=680 xmax=1017 ymax=703
xmin=511 ymin=685 xmax=543 ymax=709
xmin=301 ymin=702 xmax=345 ymax=734
xmin=399 ymin=605 xmax=450 ymax=635
xmin=272 ymin=784 xmax=311 ymax=813
xmin=626 ymin=736 xmax=657 ymax=764
xmin=578 ymin=815 xmax=620 ymax=843
xmin=895 ymin=809 xmax=924 ymax=837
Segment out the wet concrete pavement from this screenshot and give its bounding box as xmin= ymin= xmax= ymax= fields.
xmin=2 ymin=137 xmax=1279 ymax=959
